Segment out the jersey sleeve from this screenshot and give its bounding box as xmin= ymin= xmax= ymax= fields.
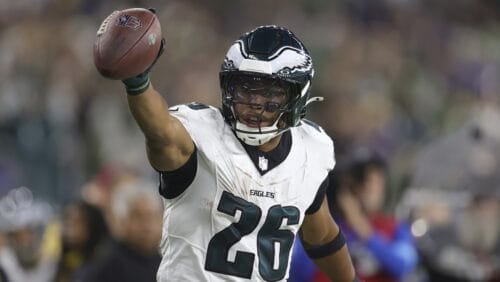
xmin=300 ymin=119 xmax=336 ymax=172
xmin=168 ymin=103 xmax=225 ymax=152
xmin=157 ymin=103 xmax=223 ymax=200
xmin=158 ymin=147 xmax=198 ymax=199
xmin=299 ymin=119 xmax=337 ymax=214
xmin=305 ymin=175 xmax=328 ymax=214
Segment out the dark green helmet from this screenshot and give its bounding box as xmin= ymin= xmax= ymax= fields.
xmin=220 ymin=25 xmax=319 ymax=145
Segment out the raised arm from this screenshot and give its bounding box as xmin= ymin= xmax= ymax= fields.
xmin=94 ymin=8 xmax=194 ymax=172
xmin=125 ymin=83 xmax=194 ymax=172
xmin=300 ymin=198 xmax=356 ymax=282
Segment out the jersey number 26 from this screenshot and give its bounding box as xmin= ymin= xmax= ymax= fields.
xmin=205 ymin=191 xmax=300 ymax=281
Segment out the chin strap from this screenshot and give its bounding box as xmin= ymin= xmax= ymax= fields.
xmin=235 ymin=120 xmax=281 ymax=146
xmin=231 ymin=106 xmax=285 ymax=146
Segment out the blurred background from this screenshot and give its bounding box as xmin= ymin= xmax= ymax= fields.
xmin=0 ymin=0 xmax=499 ymax=281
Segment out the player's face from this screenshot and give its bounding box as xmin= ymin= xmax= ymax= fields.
xmin=230 ymin=75 xmax=290 ymax=128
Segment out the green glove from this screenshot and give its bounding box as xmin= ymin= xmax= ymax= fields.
xmin=122 ymin=71 xmax=151 ymax=96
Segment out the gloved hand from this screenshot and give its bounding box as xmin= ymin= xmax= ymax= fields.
xmin=122 ymin=8 xmax=165 ymax=95
xmin=122 ymin=38 xmax=165 ymax=95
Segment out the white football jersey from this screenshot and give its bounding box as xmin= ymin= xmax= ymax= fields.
xmin=157 ymin=103 xmax=335 ymax=282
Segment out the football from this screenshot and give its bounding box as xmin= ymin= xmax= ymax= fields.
xmin=93 ymin=8 xmax=162 ymax=80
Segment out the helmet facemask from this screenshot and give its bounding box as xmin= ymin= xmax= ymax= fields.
xmin=222 ymin=73 xmax=300 ymax=146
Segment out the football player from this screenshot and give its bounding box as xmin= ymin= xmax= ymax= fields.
xmin=109 ymin=24 xmax=356 ymax=281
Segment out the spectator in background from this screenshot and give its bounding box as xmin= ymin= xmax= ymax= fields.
xmin=83 ymin=179 xmax=162 ymax=282
xmin=412 ymin=192 xmax=500 ymax=282
xmin=335 ymin=150 xmax=418 ymax=282
xmin=0 ymin=187 xmax=59 ymax=282
xmin=289 ymin=150 xmax=418 ymax=282
xmin=55 ymin=200 xmax=109 ymax=282
xmin=80 ymin=164 xmax=138 ymax=229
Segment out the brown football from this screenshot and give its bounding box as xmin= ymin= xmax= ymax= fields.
xmin=93 ymin=8 xmax=162 ymax=80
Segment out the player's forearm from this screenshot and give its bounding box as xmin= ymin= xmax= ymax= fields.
xmin=127 ymin=84 xmax=174 ymax=145
xmin=313 ymin=246 xmax=356 ymax=282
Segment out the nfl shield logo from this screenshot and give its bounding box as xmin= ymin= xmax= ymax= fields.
xmin=117 ymin=15 xmax=142 ymax=30
xmin=258 ymin=156 xmax=268 ymax=171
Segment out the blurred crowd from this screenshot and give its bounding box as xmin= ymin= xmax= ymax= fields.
xmin=0 ymin=0 xmax=499 ymax=281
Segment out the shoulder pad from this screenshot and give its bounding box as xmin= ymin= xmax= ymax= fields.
xmin=169 ymin=103 xmax=219 ymax=120
xmin=297 ymin=119 xmax=335 ymax=170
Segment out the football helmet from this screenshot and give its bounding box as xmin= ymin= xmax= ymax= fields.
xmin=220 ymin=25 xmax=322 ymax=146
